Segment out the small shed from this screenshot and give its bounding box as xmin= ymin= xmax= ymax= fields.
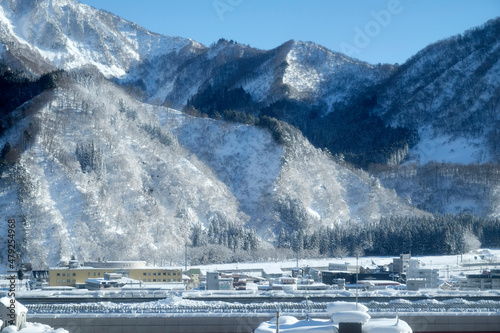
xmin=0 ymin=297 xmax=27 ymax=331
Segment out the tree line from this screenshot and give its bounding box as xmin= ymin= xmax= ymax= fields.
xmin=277 ymin=213 xmax=499 ymax=258
xmin=189 ymin=212 xmax=500 ymax=264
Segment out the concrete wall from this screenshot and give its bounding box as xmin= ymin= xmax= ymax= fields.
xmin=398 ymin=314 xmax=500 ymax=332
xmin=29 ymin=315 xmax=273 ymax=333
xmin=29 ymin=314 xmax=500 ymax=333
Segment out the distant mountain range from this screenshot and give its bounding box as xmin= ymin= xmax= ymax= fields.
xmin=0 ymin=0 xmax=498 ymax=267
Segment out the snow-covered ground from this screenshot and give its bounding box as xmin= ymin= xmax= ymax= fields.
xmin=192 ymin=248 xmax=500 ymax=280
xmin=4 ymin=249 xmax=500 ymax=302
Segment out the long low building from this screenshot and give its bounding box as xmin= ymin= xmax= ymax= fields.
xmin=49 ymin=260 xmax=183 ymax=287
xmin=459 ymin=269 xmax=500 ymax=290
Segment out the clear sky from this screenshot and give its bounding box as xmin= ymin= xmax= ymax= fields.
xmin=79 ymin=0 xmax=499 ymax=65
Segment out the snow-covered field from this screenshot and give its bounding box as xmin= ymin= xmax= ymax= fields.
xmin=193 ymin=248 xmax=500 ymax=280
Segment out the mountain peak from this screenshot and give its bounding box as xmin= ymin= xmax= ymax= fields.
xmin=0 ymin=0 xmax=196 ymax=76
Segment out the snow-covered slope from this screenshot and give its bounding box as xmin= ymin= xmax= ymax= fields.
xmin=0 ymin=72 xmax=426 ymax=267
xmin=374 ymin=18 xmax=500 ymax=164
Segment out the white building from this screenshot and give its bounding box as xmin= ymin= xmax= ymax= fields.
xmin=406 ymin=259 xmax=440 ymax=290
xmin=392 ymin=254 xmax=411 ymax=274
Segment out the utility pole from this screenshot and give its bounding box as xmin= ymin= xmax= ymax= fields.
xmin=275 ymin=311 xmax=280 ymax=333
xmin=356 ymin=253 xmax=359 ymax=308
xmin=184 ymin=243 xmax=188 ymax=272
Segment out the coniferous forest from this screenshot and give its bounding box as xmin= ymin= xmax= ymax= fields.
xmin=189 ymin=213 xmax=500 ymax=263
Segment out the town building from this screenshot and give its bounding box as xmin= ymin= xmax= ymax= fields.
xmin=49 ymin=260 xmax=182 ymax=287
xmin=406 ymin=259 xmax=440 ymax=290
xmin=206 ymin=271 xmax=233 ymax=290
xmin=84 ymin=273 xmax=133 ymax=290
xmin=328 ymin=262 xmax=359 ymax=273
xmin=459 ymin=269 xmax=500 ymax=290
xmin=392 ymin=254 xmax=411 ymax=274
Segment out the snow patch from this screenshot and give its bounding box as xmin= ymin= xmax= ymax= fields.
xmin=411 ymin=129 xmax=491 ymax=165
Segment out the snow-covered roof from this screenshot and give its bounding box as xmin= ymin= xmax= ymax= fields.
xmin=326 ymin=301 xmax=368 ymax=314
xmin=263 ymin=267 xmax=283 ymax=274
xmin=331 ymin=311 xmax=371 ymax=324
xmin=363 ymin=318 xmax=412 ymax=333
xmin=3 ymin=322 xmax=69 ymax=333
xmin=0 ymin=297 xmax=28 ymax=314
xmin=255 ymin=301 xmax=412 ymax=333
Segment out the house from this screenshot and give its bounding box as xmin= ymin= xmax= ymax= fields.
xmin=262 ymin=267 xmax=283 ymax=279
xmin=0 ymin=297 xmax=27 ymax=331
xmin=187 ymin=268 xmax=201 ymax=285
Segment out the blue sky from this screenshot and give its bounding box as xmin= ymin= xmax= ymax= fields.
xmin=79 ymin=0 xmax=499 ymax=64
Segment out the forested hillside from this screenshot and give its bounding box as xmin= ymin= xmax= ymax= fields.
xmin=0 ymin=0 xmax=498 ymax=267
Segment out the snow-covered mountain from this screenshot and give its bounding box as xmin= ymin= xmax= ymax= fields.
xmin=0 ymin=72 xmax=424 ymax=268
xmin=0 ymin=0 xmax=498 ymax=267
xmin=374 ymin=18 xmax=500 ymax=164
xmin=0 ymin=0 xmax=203 ymax=76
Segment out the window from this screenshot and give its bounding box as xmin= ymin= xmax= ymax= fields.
xmin=98 ymin=272 xmax=101 ymax=276
xmin=163 ymin=273 xmax=166 ymax=276
xmin=62 ymin=273 xmax=66 ymax=276
xmin=153 ymin=273 xmax=156 ymax=276
xmin=57 ymin=273 xmax=60 ymax=276
xmin=143 ymin=279 xmax=146 ymax=282
xmin=57 ymin=279 xmax=60 ymax=283
xmin=163 ymin=279 xmax=166 ymax=282
xmin=73 ymin=273 xmax=76 ymax=276
xmin=173 ymin=272 xmax=176 ymax=276
xmin=148 ymin=279 xmax=151 ymax=282
xmin=143 ymin=273 xmax=146 ymax=276
xmin=153 ymin=279 xmax=156 ymax=282
xmin=168 ymin=272 xmax=171 ymax=276
xmin=73 ymin=279 xmax=76 ymax=283
xmin=94 ymin=272 xmax=96 ymax=276
xmin=148 ymin=272 xmax=151 ymax=276
xmin=88 ymin=272 xmax=91 ymax=276
xmin=62 ymin=280 xmax=66 ymax=283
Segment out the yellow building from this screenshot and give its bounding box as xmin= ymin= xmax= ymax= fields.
xmin=49 ymin=261 xmax=182 ymax=287
xmin=49 ymin=268 xmax=110 ymax=286
xmin=129 ymin=268 xmax=182 ymax=283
